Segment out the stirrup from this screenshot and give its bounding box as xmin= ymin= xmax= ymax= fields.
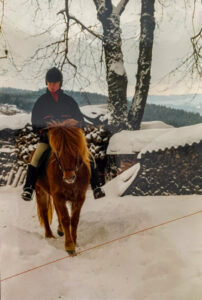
xmin=21 ymin=187 xmax=34 ymax=201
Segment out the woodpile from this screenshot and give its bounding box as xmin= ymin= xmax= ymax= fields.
xmin=124 ymin=142 xmax=202 ymax=196
xmin=0 ymin=129 xmax=17 ymax=186
xmin=4 ymin=123 xmax=110 ymax=187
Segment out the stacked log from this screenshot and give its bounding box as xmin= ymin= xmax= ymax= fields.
xmin=124 ymin=141 xmax=202 ymax=196
xmin=0 ymin=129 xmax=17 ymax=186
xmin=84 ymin=124 xmax=110 ymax=184
xmin=6 ymin=123 xmax=110 ymax=187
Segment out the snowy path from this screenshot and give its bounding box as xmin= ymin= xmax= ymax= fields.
xmin=1 ymin=186 xmax=202 ymax=300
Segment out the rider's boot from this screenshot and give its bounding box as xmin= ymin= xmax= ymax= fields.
xmin=21 ymin=164 xmax=38 ymax=201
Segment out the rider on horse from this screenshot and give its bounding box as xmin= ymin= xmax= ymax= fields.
xmin=21 ymin=67 xmax=105 ymax=201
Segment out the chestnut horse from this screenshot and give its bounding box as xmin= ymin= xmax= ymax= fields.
xmin=35 ymin=119 xmax=91 ymax=255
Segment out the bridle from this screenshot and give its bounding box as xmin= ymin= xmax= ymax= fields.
xmin=54 ymin=152 xmax=82 ymax=184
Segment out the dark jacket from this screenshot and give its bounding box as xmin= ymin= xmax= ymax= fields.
xmin=32 ymin=89 xmax=84 ymax=143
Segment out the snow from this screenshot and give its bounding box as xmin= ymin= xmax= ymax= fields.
xmin=109 ymin=61 xmax=126 ymax=76
xmin=107 ymin=123 xmax=202 ymax=156
xmin=107 ymin=128 xmax=170 ymax=154
xmin=0 ymin=148 xmax=15 ymax=153
xmin=139 ymin=123 xmax=202 ymax=158
xmin=0 ymin=113 xmax=31 ymax=130
xmin=0 ymin=104 xmax=22 ymax=115
xmin=107 ymin=121 xmax=173 ymax=154
xmin=140 ymin=120 xmax=173 ymax=130
xmin=81 ymin=104 xmax=108 ymax=120
xmin=0 ymin=105 xmax=108 ymax=131
xmin=1 ymin=105 xmax=202 ymax=299
xmin=104 ymin=163 xmax=141 ymax=196
xmin=1 ymin=181 xmax=202 ymax=299
xmin=1 ymin=106 xmax=201 ymax=159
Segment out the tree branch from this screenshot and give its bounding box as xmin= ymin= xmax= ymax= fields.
xmin=190 ymin=28 xmax=202 ymax=76
xmin=92 ymin=0 xmax=113 ymax=21
xmin=58 ymin=10 xmax=103 ymax=40
xmin=0 ymin=0 xmax=8 ymax=60
xmin=116 ymin=0 xmax=130 ymax=16
xmin=0 ymin=0 xmax=5 ymax=27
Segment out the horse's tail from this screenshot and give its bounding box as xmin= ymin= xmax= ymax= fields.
xmin=35 ymin=186 xmax=54 ymax=227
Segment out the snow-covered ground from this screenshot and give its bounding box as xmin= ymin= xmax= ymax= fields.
xmin=0 ymin=104 xmax=23 ymax=116
xmin=0 ymin=105 xmax=106 ymax=130
xmin=1 ymin=104 xmax=202 ymax=299
xmin=1 ymin=182 xmax=202 ymax=300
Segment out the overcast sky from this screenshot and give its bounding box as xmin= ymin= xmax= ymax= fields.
xmin=0 ymin=0 xmax=201 ymax=95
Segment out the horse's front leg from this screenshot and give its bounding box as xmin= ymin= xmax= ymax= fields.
xmin=54 ymin=205 xmax=64 ymax=237
xmin=71 ymin=197 xmax=85 ymax=246
xmin=53 ymin=196 xmax=75 ymax=254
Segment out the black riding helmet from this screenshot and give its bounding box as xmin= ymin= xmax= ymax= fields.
xmin=45 ymin=67 xmax=63 ymax=86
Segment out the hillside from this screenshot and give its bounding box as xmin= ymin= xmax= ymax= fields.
xmin=142 ymin=104 xmax=202 ymax=127
xmin=0 ymin=88 xmax=202 ymax=127
xmin=148 ymin=94 xmax=202 ymax=116
xmin=0 ymin=88 xmax=107 ymax=111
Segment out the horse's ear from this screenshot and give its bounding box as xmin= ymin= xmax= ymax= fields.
xmin=46 ymin=120 xmax=58 ymax=129
xmin=62 ymin=119 xmax=79 ymax=128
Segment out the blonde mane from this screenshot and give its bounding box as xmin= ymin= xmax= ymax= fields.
xmin=47 ymin=119 xmax=90 ymax=173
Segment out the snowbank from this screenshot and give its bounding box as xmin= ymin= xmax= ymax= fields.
xmin=0 ymin=105 xmax=106 ymax=130
xmin=0 ymin=113 xmax=31 ymax=130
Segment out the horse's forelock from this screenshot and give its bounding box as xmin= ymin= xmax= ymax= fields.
xmin=48 ymin=122 xmax=90 ymax=172
xmin=47 ymin=119 xmax=79 ymax=129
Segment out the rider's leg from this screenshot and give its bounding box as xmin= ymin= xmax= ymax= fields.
xmin=90 ymin=161 xmax=105 ymax=199
xmin=22 ymin=143 xmax=49 ymax=201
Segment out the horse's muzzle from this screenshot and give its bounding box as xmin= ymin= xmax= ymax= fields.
xmin=63 ymin=174 xmax=76 ymax=184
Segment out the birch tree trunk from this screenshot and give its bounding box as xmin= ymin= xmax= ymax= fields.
xmin=93 ymin=0 xmax=129 ymax=133
xmin=128 ymin=0 xmax=155 ymax=130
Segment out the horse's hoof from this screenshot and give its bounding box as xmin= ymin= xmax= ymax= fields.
xmin=67 ymin=250 xmax=77 ymax=256
xmin=57 ymin=229 xmax=64 ymax=236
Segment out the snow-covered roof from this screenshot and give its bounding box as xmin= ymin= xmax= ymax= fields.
xmin=107 ymin=122 xmax=202 ymax=157
xmin=107 ymin=121 xmax=173 ymax=155
xmin=140 ymin=120 xmax=173 ymax=130
xmin=138 ymin=123 xmax=202 ymax=158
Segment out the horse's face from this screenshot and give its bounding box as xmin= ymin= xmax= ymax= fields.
xmin=56 ymin=154 xmax=79 ymax=184
xmin=63 ymin=169 xmax=76 ymax=184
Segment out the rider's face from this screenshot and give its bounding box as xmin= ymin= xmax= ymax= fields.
xmin=47 ymin=81 xmax=60 ymax=93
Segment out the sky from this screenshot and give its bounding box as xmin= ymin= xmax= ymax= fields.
xmin=0 ymin=0 xmax=201 ymax=95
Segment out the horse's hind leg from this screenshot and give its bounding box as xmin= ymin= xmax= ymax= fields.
xmin=35 ymin=186 xmax=54 ymax=238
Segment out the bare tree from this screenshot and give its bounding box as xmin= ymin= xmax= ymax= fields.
xmin=31 ymin=0 xmax=130 ymax=132
xmin=128 ymin=0 xmax=155 ymax=130
xmin=189 ymin=0 xmax=202 ymax=77
xmin=92 ymin=0 xmax=129 ymax=132
xmin=20 ymin=0 xmax=202 ymax=132
xmin=0 ymin=0 xmax=8 ymax=60
xmin=190 ymin=28 xmax=202 ymax=77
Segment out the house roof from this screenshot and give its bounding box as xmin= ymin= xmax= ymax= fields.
xmin=138 ymin=123 xmax=202 ymax=158
xmin=107 ymin=121 xmax=202 ymax=158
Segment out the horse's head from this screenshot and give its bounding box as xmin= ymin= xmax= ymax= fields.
xmin=47 ymin=119 xmax=90 ymax=184
xmin=54 ymin=151 xmax=80 ymax=184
